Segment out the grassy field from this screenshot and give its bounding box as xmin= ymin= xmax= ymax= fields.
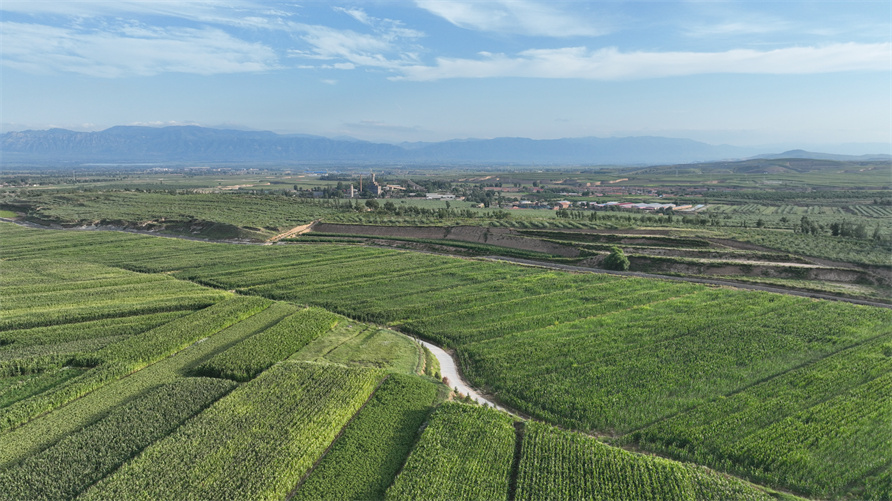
xmin=291 ymin=321 xmax=423 ymax=374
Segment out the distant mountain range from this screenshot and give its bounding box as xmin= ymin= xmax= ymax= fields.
xmin=1 ymin=126 xmax=888 ymax=166
xmin=751 ymin=149 xmax=890 ymax=162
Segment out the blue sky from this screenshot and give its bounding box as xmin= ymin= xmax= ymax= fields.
xmin=2 ymin=0 xmax=890 ymax=148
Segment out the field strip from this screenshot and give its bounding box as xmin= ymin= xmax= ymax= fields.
xmin=4 ymin=220 xmax=886 ymax=307
xmin=354 ymin=271 xmax=574 ymax=313
xmin=485 ymin=256 xmax=892 ymax=309
xmin=463 ymin=289 xmax=706 ymax=350
xmin=0 ymin=307 xmax=276 ymax=468
xmin=281 ymin=261 xmax=467 ymax=295
xmin=285 ymin=374 xmax=390 ymax=500
xmin=624 ymin=331 xmax=892 ymax=436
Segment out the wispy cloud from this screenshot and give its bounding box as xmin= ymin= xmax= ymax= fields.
xmin=0 ymin=2 xmax=423 ymax=77
xmin=1 ymin=21 xmax=278 ymax=77
xmin=288 ymin=24 xmax=418 ymax=70
xmin=685 ymin=20 xmax=793 ymax=38
xmin=0 ymin=0 xmax=257 ymax=22
xmin=395 ymin=43 xmax=892 ymax=81
xmin=415 ymin=0 xmax=609 ymax=37
xmin=287 ymin=8 xmax=424 ymax=71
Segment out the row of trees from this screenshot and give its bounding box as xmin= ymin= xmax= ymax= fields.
xmin=797 ymin=216 xmax=883 ymax=241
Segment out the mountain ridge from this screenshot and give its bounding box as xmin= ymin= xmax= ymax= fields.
xmin=2 ymin=126 xmax=888 ymax=166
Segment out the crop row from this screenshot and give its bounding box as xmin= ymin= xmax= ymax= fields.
xmin=0 ymin=312 xmax=190 ymax=378
xmin=727 ymin=371 xmax=892 ymax=497
xmin=0 ymin=311 xmax=187 ymax=349
xmin=81 ymin=362 xmax=384 ymax=500
xmin=294 ymin=373 xmax=440 ymax=501
xmin=76 ymin=295 xmax=270 ymax=368
xmin=0 ymin=296 xmax=269 ymax=432
xmin=849 ymin=205 xmax=892 ymax=218
xmin=385 ymin=402 xmax=516 ymax=501
xmin=462 ymin=290 xmax=888 ymax=432
xmin=0 ymin=377 xmax=235 ymax=501
xmin=194 ymin=306 xmax=339 ymax=382
xmin=516 ymin=421 xmax=773 ymax=501
xmin=0 ymin=367 xmax=85 ymax=409
xmin=0 ymin=259 xmax=227 ymax=331
xmin=628 ymin=335 xmax=892 ymax=497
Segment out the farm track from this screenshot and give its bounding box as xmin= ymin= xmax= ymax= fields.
xmin=3 ymin=218 xmax=888 ymax=308
xmin=418 ymin=340 xmax=516 ymax=416
xmin=267 ymin=220 xmax=320 ymax=243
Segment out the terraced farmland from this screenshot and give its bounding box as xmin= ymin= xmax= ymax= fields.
xmin=1 ymin=221 xmax=889 ymax=499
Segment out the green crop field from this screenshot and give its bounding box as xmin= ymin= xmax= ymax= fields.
xmin=0 ymin=377 xmax=236 ymax=501
xmin=516 ymin=421 xmax=774 ymax=501
xmin=0 ymin=220 xmax=888 ymax=499
xmin=294 ymin=373 xmax=441 ymax=501
xmin=192 ymin=306 xmax=339 ymax=381
xmin=386 ymin=402 xmax=517 ymax=501
xmin=82 ymin=362 xmax=384 ymax=500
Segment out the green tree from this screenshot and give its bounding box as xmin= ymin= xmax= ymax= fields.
xmin=365 ymin=199 xmax=380 ymax=211
xmin=602 ymin=246 xmax=630 ymax=271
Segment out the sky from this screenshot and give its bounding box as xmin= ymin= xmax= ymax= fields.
xmin=1 ymin=0 xmax=890 ymax=149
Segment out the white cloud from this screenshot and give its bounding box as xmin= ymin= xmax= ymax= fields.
xmin=287 ymin=10 xmax=424 ymax=71
xmin=415 ymin=0 xmax=608 ymax=37
xmin=334 ymin=7 xmax=373 ymax=26
xmin=1 ymin=21 xmax=279 ymax=77
xmin=292 ymin=24 xmax=410 ymax=69
xmin=395 ymin=43 xmax=892 ymax=81
xmin=685 ymin=20 xmax=792 ymax=38
xmin=1 ymin=1 xmax=424 ymax=77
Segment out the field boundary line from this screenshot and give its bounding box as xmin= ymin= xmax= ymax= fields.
xmin=506 ymin=420 xmax=525 ymax=501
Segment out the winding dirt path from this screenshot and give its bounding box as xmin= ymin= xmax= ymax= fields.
xmin=417 ymin=340 xmax=516 ymax=416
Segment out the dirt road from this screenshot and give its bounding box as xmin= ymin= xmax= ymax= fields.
xmin=417 ymin=340 xmax=515 ymax=415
